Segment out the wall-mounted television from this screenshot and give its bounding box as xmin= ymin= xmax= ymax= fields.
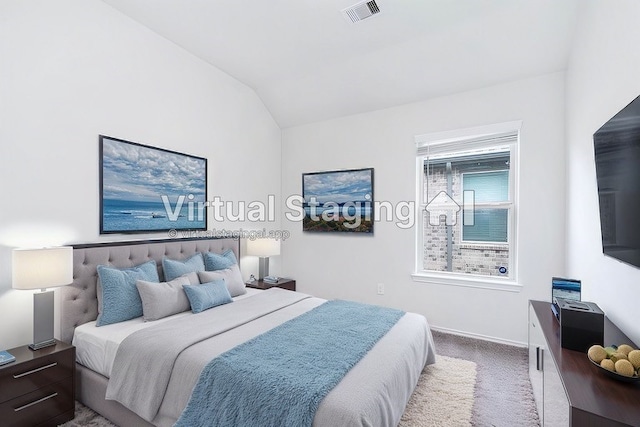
xmin=593 ymin=94 xmax=640 ymax=268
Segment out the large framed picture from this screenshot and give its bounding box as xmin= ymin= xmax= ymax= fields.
xmin=99 ymin=135 xmax=207 ymax=234
xmin=302 ymin=167 xmax=374 ymax=233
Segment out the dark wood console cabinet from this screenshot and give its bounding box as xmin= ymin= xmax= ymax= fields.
xmin=529 ymin=300 xmax=640 ymax=426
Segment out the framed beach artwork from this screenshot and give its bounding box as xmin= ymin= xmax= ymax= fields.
xmin=302 ymin=168 xmax=374 ymax=233
xmin=99 ymin=135 xmax=207 ymax=234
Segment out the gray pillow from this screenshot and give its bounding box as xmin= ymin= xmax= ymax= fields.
xmin=136 ymin=272 xmax=200 ymax=321
xmin=197 ymin=264 xmax=246 ymax=297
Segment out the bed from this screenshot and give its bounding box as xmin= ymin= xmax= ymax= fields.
xmin=59 ymin=237 xmax=436 ymax=427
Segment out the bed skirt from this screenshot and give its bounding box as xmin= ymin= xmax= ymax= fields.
xmin=76 ymin=363 xmax=154 ymax=427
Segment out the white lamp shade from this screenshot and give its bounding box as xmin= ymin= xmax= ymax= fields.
xmin=12 ymin=246 xmax=74 ymax=290
xmin=246 ymin=238 xmax=281 ymax=257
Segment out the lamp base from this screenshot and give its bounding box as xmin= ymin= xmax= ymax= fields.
xmin=258 ymin=257 xmax=270 ymax=280
xmin=31 ymin=290 xmax=55 ymax=351
xmin=29 ymin=339 xmax=57 ymax=351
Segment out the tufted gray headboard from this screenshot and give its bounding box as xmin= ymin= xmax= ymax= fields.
xmin=59 ymin=237 xmax=240 ymax=344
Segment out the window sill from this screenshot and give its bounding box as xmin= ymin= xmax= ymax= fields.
xmin=411 ymin=271 xmax=522 ymax=292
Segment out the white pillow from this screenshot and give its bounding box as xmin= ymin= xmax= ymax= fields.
xmin=136 ymin=272 xmax=200 ymax=321
xmin=197 ymin=264 xmax=246 ymax=297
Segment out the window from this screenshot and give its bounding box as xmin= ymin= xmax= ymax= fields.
xmin=414 ymin=122 xmax=520 ymax=287
xmin=462 ymin=170 xmax=509 ymax=243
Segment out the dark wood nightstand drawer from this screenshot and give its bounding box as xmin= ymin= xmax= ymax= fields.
xmin=0 ymin=376 xmax=73 ymax=427
xmin=0 ymin=346 xmax=74 ymax=403
xmin=274 ymin=280 xmax=295 ymax=291
xmin=247 ymin=278 xmax=296 ymax=291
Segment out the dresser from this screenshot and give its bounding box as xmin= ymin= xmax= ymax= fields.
xmin=529 ymin=300 xmax=640 ymax=426
xmin=0 ymin=340 xmax=75 ymax=427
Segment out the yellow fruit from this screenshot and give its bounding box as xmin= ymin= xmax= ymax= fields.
xmin=610 ymin=352 xmax=628 ymax=363
xmin=600 ymin=358 xmax=615 ymax=372
xmin=628 ymin=350 xmax=640 ymax=369
xmin=588 ymin=345 xmax=608 ymax=363
xmin=617 ymin=344 xmax=635 ymax=356
xmin=615 ymin=359 xmax=635 ymax=377
xmin=605 ymin=346 xmax=617 ymax=357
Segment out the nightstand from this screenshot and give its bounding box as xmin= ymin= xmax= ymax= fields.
xmin=0 ymin=340 xmax=75 ymax=427
xmin=246 ymin=278 xmax=296 ymax=291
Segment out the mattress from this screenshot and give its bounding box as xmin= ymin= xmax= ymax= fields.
xmin=72 ymin=287 xmax=262 ymax=377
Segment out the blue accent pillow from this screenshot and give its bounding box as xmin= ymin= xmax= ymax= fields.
xmin=96 ymin=260 xmax=159 ymax=327
xmin=162 ymin=253 xmax=205 ymax=281
xmin=203 ymin=249 xmax=237 ymax=271
xmin=183 ymin=280 xmax=233 ymax=313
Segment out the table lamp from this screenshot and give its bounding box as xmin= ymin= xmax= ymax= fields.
xmin=12 ymin=247 xmax=73 ymax=350
xmin=246 ymin=238 xmax=280 ymax=280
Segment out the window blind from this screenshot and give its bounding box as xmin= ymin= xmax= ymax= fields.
xmin=463 ymin=171 xmax=509 ymax=203
xmin=416 ymin=131 xmax=518 ymax=157
xmin=463 ymin=208 xmax=509 ymax=242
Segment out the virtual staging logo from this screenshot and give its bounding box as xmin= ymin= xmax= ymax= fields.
xmin=160 ymin=190 xmax=476 ymax=234
xmin=424 ymin=190 xmax=476 ymax=227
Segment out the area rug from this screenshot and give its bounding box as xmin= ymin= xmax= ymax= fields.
xmin=59 ymin=401 xmax=116 ymax=427
xmin=59 ymin=355 xmax=476 ymax=427
xmin=399 ymin=355 xmax=477 ymax=427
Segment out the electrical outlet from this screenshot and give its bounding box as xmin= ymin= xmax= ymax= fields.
xmin=377 ymin=283 xmax=384 ymax=295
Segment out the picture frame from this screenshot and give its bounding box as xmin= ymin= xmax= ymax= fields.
xmin=99 ymin=135 xmax=207 ymax=234
xmin=302 ymin=167 xmax=374 ymax=233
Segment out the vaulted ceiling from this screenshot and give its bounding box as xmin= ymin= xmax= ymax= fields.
xmin=101 ymin=0 xmax=580 ymax=128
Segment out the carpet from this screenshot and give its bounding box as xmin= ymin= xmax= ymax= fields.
xmin=59 ymin=355 xmax=477 ymax=427
xmin=431 ymin=330 xmax=540 ymax=426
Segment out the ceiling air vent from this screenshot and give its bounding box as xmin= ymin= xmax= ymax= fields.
xmin=342 ymin=0 xmax=381 ymax=23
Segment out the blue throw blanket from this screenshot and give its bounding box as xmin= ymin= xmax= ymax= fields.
xmin=175 ymin=300 xmax=404 ymax=427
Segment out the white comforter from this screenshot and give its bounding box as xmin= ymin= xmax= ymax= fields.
xmin=72 ymin=288 xmax=261 ymax=377
xmin=73 ymin=289 xmax=435 ymax=427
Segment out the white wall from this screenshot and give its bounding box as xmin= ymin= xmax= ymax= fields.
xmin=565 ymin=0 xmax=640 ymax=345
xmin=0 ymin=0 xmax=281 ymax=349
xmin=282 ymin=73 xmax=566 ymax=344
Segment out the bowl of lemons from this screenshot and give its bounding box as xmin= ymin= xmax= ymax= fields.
xmin=587 ymin=344 xmax=640 ymax=382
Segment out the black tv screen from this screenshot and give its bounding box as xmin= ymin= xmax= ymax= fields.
xmin=593 ymin=94 xmax=640 ymax=268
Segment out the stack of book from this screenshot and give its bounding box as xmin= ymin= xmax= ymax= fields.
xmin=0 ymin=350 xmax=16 ymax=366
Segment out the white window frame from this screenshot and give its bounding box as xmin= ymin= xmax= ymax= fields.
xmin=412 ymin=121 xmax=522 ymax=292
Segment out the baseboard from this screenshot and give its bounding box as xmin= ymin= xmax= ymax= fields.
xmin=430 ymin=325 xmax=527 ymax=348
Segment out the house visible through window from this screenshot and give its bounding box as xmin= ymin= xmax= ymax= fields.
xmin=415 ymin=122 xmax=519 ymax=282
